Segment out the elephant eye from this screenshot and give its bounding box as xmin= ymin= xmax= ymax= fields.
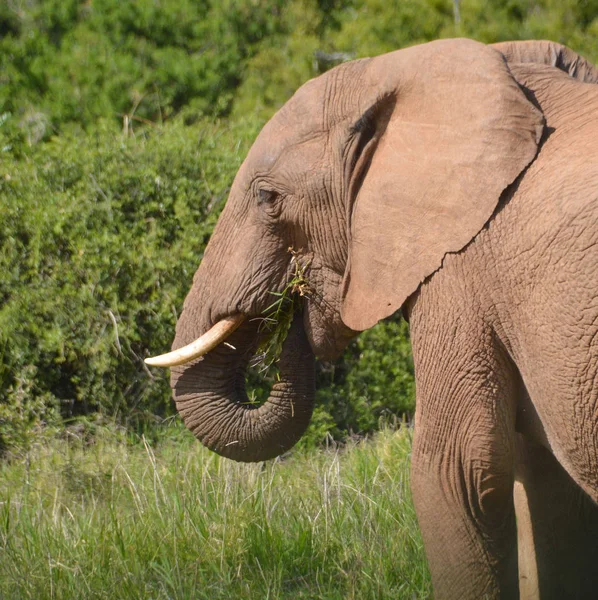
xmin=257 ymin=188 xmax=278 ymax=205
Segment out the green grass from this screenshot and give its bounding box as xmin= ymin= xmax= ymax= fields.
xmin=256 ymin=248 xmax=312 ymax=370
xmin=0 ymin=423 xmax=430 ymax=599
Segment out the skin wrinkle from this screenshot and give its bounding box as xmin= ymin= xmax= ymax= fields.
xmin=404 ymin=50 xmax=598 ymax=599
xmin=176 ymin=316 xmax=315 ymax=460
xmin=461 ymin=63 xmax=598 ymax=504
xmin=254 ymin=131 xmax=329 ymax=181
xmin=409 ymin=259 xmax=520 ymax=597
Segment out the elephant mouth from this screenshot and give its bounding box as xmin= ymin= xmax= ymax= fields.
xmin=146 ymin=278 xmax=310 ymax=368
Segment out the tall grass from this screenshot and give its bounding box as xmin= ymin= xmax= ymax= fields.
xmin=0 ymin=423 xmax=430 ymax=599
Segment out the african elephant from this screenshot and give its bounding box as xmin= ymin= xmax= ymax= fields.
xmin=146 ymin=39 xmax=598 ymax=598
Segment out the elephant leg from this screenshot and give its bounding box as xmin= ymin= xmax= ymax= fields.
xmin=409 ymin=309 xmax=520 ymax=599
xmin=516 ymin=436 xmax=598 ymax=599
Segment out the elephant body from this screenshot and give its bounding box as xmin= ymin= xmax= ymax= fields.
xmin=147 ymin=39 xmax=598 ymax=598
xmin=409 ymin=61 xmax=598 ymax=597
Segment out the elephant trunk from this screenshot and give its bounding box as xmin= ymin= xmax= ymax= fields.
xmin=169 ymin=313 xmax=315 ymax=462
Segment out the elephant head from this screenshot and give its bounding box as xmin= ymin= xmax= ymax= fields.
xmin=146 ymin=38 xmax=544 ymax=462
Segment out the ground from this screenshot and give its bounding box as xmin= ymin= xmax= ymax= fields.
xmin=0 ymin=423 xmax=429 ymax=600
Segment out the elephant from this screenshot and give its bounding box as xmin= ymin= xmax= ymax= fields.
xmin=146 ymin=39 xmax=598 ymax=598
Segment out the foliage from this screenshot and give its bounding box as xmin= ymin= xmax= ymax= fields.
xmin=0 ymin=365 xmax=60 ymax=457
xmin=0 ymin=423 xmax=429 ymax=599
xmin=0 ymin=0 xmax=291 ymax=133
xmin=317 ymin=316 xmax=415 ymax=438
xmin=5 ymin=0 xmax=595 ymax=133
xmin=255 ymin=248 xmax=312 ymax=370
xmin=0 ymin=113 xmax=259 ymax=447
xmin=2 ymin=0 xmax=598 ymax=451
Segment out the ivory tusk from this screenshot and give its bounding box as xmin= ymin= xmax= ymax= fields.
xmin=145 ymin=314 xmax=246 ymax=367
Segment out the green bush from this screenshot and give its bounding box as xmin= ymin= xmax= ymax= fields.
xmin=3 ymin=0 xmax=597 ymax=453
xmin=2 ymin=0 xmax=597 ymax=137
xmin=317 ymin=316 xmax=415 ymax=440
xmin=0 ymin=114 xmax=258 ymax=442
xmin=0 ymin=0 xmax=290 ymax=132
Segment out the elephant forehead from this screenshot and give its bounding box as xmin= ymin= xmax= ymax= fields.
xmin=249 ymin=80 xmax=328 ymax=169
xmin=248 ymin=122 xmax=328 ymax=177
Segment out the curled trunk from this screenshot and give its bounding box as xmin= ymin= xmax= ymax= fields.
xmin=170 ymin=313 xmax=315 ymax=462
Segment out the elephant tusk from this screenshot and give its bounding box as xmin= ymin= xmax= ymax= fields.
xmin=145 ymin=314 xmax=246 ymax=367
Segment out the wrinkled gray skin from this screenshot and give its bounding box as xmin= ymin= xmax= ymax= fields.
xmin=167 ymin=39 xmax=598 ymax=598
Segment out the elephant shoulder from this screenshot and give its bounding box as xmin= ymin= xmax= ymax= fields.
xmin=493 ymin=40 xmax=598 ymax=84
xmin=508 ymin=62 xmax=598 ymax=141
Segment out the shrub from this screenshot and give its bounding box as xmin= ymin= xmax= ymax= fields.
xmin=0 ymin=0 xmax=290 ymax=132
xmin=0 ymin=114 xmax=259 ymax=438
xmin=316 ymin=316 xmax=415 ymax=441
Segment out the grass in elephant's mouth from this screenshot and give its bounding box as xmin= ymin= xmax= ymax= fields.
xmin=253 ymin=248 xmax=312 ymax=371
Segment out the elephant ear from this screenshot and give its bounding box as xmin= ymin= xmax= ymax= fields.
xmin=340 ymin=38 xmax=544 ymax=331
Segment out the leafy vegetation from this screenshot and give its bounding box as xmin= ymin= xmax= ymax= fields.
xmin=0 ymin=114 xmax=259 ymax=452
xmin=255 ymin=248 xmax=313 ymax=371
xmin=0 ymin=422 xmax=429 ymax=599
xmin=2 ymin=0 xmax=597 ymax=452
xmin=4 ymin=0 xmax=597 ymax=135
